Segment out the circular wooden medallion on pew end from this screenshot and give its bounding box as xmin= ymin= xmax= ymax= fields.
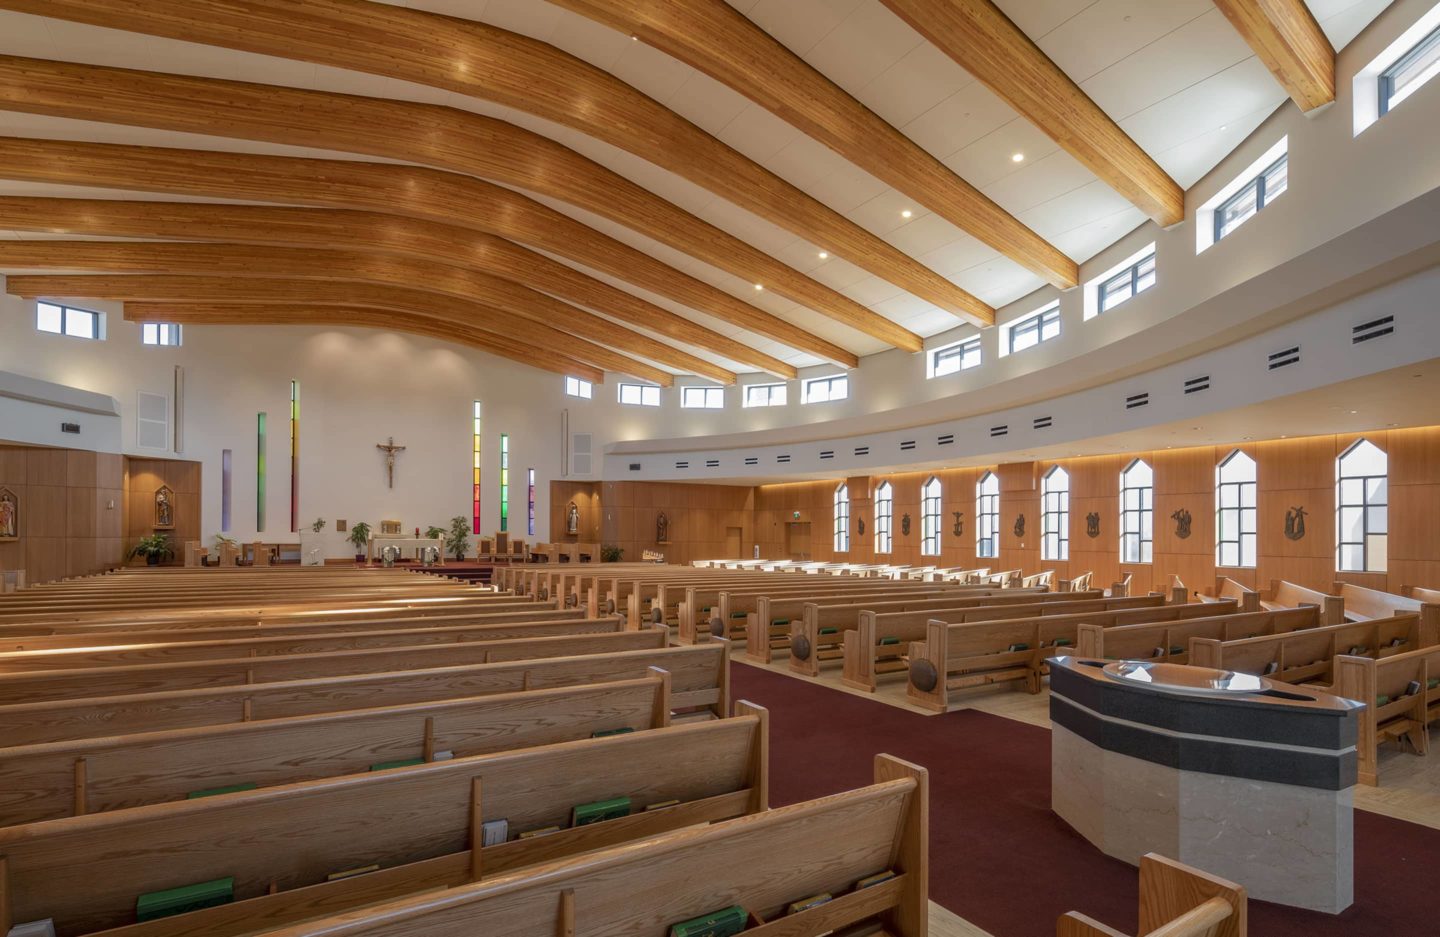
xmin=605 ymin=598 xmax=615 ymax=614
xmin=652 ymin=607 xmax=665 ymax=624
xmin=910 ymin=659 xmax=938 ymax=692
xmin=710 ymin=617 xmax=725 ymax=637
xmin=792 ymin=635 xmax=811 ymax=661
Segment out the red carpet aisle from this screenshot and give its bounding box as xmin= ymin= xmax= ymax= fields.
xmin=730 ymin=661 xmax=1440 ymax=937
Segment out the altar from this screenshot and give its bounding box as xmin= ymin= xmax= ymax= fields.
xmin=366 ymin=535 xmax=445 ymax=565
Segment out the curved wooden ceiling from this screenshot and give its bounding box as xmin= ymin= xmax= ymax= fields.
xmin=1 ymin=0 xmax=1003 ymax=316
xmin=0 ymin=54 xmax=930 ymax=353
xmin=0 ymin=136 xmax=853 ymax=368
xmin=0 ymin=0 xmax=1345 ymax=384
xmin=0 ymin=196 xmax=793 ymax=379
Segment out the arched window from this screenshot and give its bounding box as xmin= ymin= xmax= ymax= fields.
xmin=976 ymin=472 xmax=999 ymax=559
xmin=921 ymin=476 xmax=943 ymax=556
xmin=874 ymin=481 xmax=893 ymax=555
xmin=1337 ymin=439 xmax=1387 ymax=572
xmin=1120 ymin=459 xmax=1153 ymax=564
xmin=1216 ymin=450 xmax=1257 ymax=568
xmin=1041 ymin=466 xmax=1069 ymax=561
xmin=833 ymin=483 xmax=850 ymax=553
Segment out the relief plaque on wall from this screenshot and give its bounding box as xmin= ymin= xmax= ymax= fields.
xmin=1284 ymin=506 xmax=1308 ymax=541
xmin=0 ymin=487 xmax=17 ymax=541
xmin=1171 ymin=508 xmax=1192 ymax=539
xmin=154 ymin=485 xmax=175 ymax=530
xmin=1085 ymin=512 xmax=1101 ymax=538
xmin=901 ymin=513 xmax=911 ymax=536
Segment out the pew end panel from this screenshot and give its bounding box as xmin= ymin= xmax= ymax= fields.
xmin=904 ymin=622 xmax=949 ymax=714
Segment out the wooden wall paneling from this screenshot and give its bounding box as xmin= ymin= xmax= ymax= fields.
xmin=124 ymin=457 xmax=202 ymax=565
xmin=0 ymin=138 xmax=845 ymax=368
xmin=0 ymin=53 xmax=919 ymax=353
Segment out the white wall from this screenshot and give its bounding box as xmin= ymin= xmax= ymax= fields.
xmin=0 ymin=293 xmax=588 ymax=555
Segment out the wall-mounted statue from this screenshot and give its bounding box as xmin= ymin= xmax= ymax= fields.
xmin=1086 ymin=512 xmax=1101 ymax=539
xmin=857 ymin=516 xmax=866 ymax=536
xmin=154 ymin=485 xmax=175 ymax=529
xmin=0 ymin=487 xmax=17 ymax=541
xmin=1013 ymin=514 xmax=1026 ymax=538
xmin=1284 ymin=506 xmax=1308 ymax=541
xmin=952 ymin=511 xmax=964 ymax=537
xmin=566 ymin=501 xmax=579 ymax=535
xmin=901 ymin=513 xmax=912 ymax=536
xmin=1171 ymin=508 xmax=1192 ymax=539
xmin=656 ymin=511 xmax=670 ymax=543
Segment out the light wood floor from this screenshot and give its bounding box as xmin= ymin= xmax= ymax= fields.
xmin=734 ymin=649 xmax=1440 ymax=935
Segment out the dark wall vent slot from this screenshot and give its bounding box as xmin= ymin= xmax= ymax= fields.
xmin=628 ymin=462 xmax=641 ymax=471
xmin=819 ymin=450 xmax=835 ymax=460
xmin=853 ymin=446 xmax=869 ymax=457
xmin=1125 ymin=393 xmax=1149 ymax=410
xmin=1032 ymin=416 xmax=1052 ymax=430
xmin=1352 ymin=315 xmax=1394 ymax=344
xmin=936 ymin=433 xmax=955 ymax=446
xmin=899 ymin=440 xmax=917 ymax=451
xmin=674 ymin=461 xmax=689 ymax=469
xmin=776 ymin=454 xmax=791 ymax=464
xmin=1268 ymin=345 xmax=1300 ymax=370
xmin=990 ymin=425 xmax=1008 ymax=438
xmin=1183 ymin=376 xmax=1210 ymax=394
xmin=705 ymin=459 xmax=719 ymax=468
xmin=744 ymin=457 xmax=759 ymax=466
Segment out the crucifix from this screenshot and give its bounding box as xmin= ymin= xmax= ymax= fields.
xmin=376 ymin=437 xmax=407 ymax=489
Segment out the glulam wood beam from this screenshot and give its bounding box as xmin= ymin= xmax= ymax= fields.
xmin=0 ymin=196 xmax=792 ymax=379
xmin=553 ymin=0 xmax=1083 ymax=284
xmin=3 ymin=273 xmax=670 ymax=385
xmin=0 ymin=43 xmax=942 ymax=343
xmin=1211 ymin=0 xmax=1336 ymax=112
xmin=130 ymin=303 xmax=606 ymax=384
xmin=0 ymin=137 xmax=850 ymax=368
xmin=0 ymin=240 xmax=728 ymax=383
xmin=878 ymin=0 xmax=1184 ymax=227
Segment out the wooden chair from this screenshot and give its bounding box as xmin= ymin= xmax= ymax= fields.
xmin=1059 ymin=853 xmax=1245 ymax=937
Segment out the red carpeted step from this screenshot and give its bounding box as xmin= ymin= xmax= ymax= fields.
xmin=730 ymin=660 xmax=1440 ymax=937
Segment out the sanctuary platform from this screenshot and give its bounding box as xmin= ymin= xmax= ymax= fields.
xmin=1049 ymin=656 xmax=1362 ymax=914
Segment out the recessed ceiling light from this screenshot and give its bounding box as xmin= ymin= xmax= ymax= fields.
xmin=1011 ymin=152 xmax=1024 ymax=163
xmin=753 ymin=283 xmax=764 ymax=291
xmin=1220 ymin=125 xmax=1228 ymax=131
xmin=817 ymin=251 xmax=828 ymax=260
xmin=1349 ymin=409 xmax=1358 ymax=414
xmin=630 ymin=34 xmax=638 ymax=40
xmin=900 ymin=209 xmax=913 ymax=218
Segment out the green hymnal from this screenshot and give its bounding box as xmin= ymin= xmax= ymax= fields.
xmin=819 ymin=627 xmax=838 ymax=635
xmin=187 ymin=782 xmax=257 ymax=799
xmin=136 ymin=877 xmax=234 ymax=922
xmin=855 ymin=870 xmax=897 ymax=890
xmin=1053 ymin=638 xmax=1073 ymax=647
xmin=880 ymin=636 xmax=900 ymax=646
xmin=591 ymin=726 xmax=635 ymax=739
xmin=572 ymin=795 xmax=631 ymax=827
xmin=1007 ymin=643 xmax=1029 ymax=652
xmin=731 ymin=612 xmax=747 ymax=618
xmin=1377 ymin=694 xmax=1391 ymax=706
xmin=1428 ymin=678 xmax=1439 ymax=690
xmin=369 ymin=757 xmax=425 ymax=772
xmin=772 ymin=619 xmax=791 ymax=626
xmin=1170 ymin=646 xmax=1184 ymax=655
xmin=669 ymin=905 xmax=747 ymax=937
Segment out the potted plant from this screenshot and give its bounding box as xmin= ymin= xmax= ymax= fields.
xmin=130 ymin=533 xmax=174 ymax=567
xmin=601 ymin=544 xmax=624 ymax=563
xmin=347 ymin=521 xmax=372 ymax=563
xmin=445 ymin=515 xmax=471 ymax=561
xmin=310 ymin=518 xmax=327 ymax=533
xmin=424 ymin=525 xmax=446 ymax=541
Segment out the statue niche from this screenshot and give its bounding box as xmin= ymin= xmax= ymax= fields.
xmin=656 ymin=511 xmax=670 ymax=544
xmin=0 ymin=487 xmax=17 ymax=541
xmin=154 ymin=486 xmax=175 ymax=530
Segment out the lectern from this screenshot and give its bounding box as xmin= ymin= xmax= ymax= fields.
xmin=1049 ymin=656 xmax=1360 ymax=913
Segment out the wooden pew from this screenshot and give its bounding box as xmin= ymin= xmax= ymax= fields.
xmin=855 ymin=599 xmax=1234 ymax=695
xmin=0 ymin=614 xmax=631 ymax=670
xmin=1188 ymin=614 xmax=1427 ymax=686
xmin=1198 ymin=576 xmax=1261 ymax=611
xmin=205 ymin=753 xmax=927 ymax=937
xmin=1059 ymin=571 xmax=1094 ymax=592
xmin=0 ymin=674 xmax=672 ymax=826
xmin=1077 ymin=607 xmax=1319 ymax=663
xmin=0 ymin=709 xmax=772 ymax=937
xmin=1403 ymin=584 xmax=1440 ymax=603
xmin=1059 ymin=853 xmax=1245 ymax=937
xmin=1021 ymin=570 xmax=1054 ymax=589
xmin=1335 ymin=581 xmax=1440 ymax=643
xmin=1260 ymin=579 xmax=1344 ymax=624
xmin=1333 ymin=645 xmax=1440 ymax=785
xmin=0 ymin=643 xmax=730 ymax=746
xmin=1110 ymin=573 xmax=1132 ymax=597
xmin=0 ymin=627 xmax=673 ymax=705
xmin=743 ymin=586 xmax=1048 ymax=664
xmin=0 ymin=605 xmax=586 ymax=651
